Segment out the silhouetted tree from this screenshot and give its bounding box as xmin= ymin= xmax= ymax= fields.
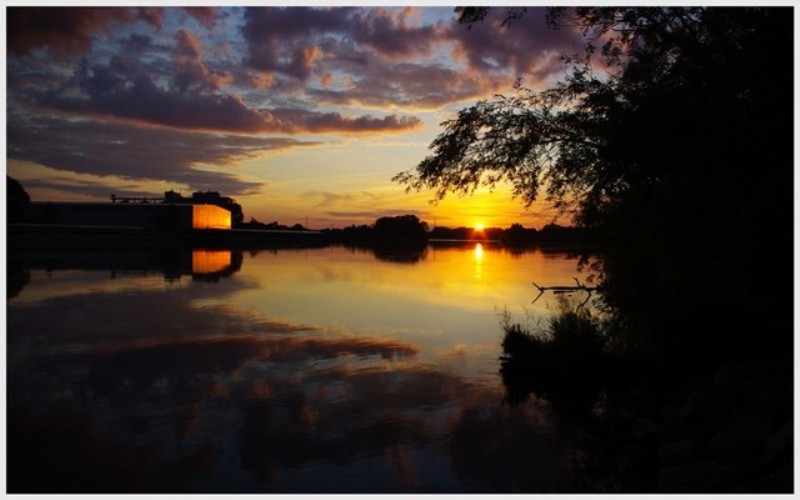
xmin=373 ymin=214 xmax=429 ymax=243
xmin=502 ymin=223 xmax=534 ymax=246
xmin=7 ymin=259 xmax=30 ymax=298
xmin=396 ymin=7 xmax=792 ymax=360
xmin=429 ymin=226 xmax=472 ymax=240
xmin=7 ymin=176 xmax=30 ymax=223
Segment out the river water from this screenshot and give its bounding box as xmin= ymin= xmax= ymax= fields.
xmin=7 ymin=242 xmax=590 ymax=493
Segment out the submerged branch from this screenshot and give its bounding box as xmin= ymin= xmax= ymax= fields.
xmin=531 ymin=277 xmax=601 ymax=307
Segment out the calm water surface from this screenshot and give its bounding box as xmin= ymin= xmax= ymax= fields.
xmin=8 ymin=243 xmax=588 ymax=493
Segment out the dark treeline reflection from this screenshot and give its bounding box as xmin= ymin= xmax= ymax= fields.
xmin=221 ymin=242 xmax=432 ymax=265
xmin=354 ymin=241 xmax=429 ymax=264
xmin=338 ymin=240 xmax=575 ymax=265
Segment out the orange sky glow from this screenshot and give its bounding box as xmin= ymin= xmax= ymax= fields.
xmin=6 ymin=6 xmax=584 ymax=229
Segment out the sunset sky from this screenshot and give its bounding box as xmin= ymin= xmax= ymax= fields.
xmin=6 ymin=6 xmax=592 ymax=229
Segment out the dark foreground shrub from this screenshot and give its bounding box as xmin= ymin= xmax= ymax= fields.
xmin=499 ymin=301 xmax=606 ymax=414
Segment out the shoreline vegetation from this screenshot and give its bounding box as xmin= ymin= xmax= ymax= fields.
xmin=499 ymin=296 xmax=792 ymax=492
xmin=7 ymin=212 xmax=586 ymax=252
xmin=390 ymin=7 xmax=791 ymax=494
xmin=8 ymin=176 xmax=584 ymax=252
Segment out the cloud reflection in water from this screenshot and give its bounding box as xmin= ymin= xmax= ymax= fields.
xmin=8 ymin=245 xmax=584 ymax=493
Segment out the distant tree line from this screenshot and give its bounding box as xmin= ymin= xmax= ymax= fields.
xmin=429 ymin=222 xmax=583 ymax=246
xmin=322 ymin=214 xmax=583 ymax=247
xmin=7 ymin=176 xmax=583 ymax=249
xmin=7 ymin=176 xmax=30 ymax=223
xmin=240 ymin=217 xmax=308 ymax=231
xmin=323 ymin=214 xmax=428 ymax=248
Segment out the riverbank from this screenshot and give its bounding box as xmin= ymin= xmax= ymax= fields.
xmin=9 ymin=223 xmax=588 ymax=254
xmin=498 ymin=305 xmax=793 ymax=493
xmin=8 ymin=224 xmax=328 ymax=251
xmin=574 ymin=355 xmax=792 ymax=493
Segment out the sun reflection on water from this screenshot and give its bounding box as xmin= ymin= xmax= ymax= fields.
xmin=473 ymin=243 xmax=484 ymax=280
xmin=473 ymin=243 xmax=484 ymax=261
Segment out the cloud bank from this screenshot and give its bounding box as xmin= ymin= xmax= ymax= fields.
xmin=7 ymin=7 xmax=588 ymax=201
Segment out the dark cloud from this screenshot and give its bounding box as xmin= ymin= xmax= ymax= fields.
xmin=27 ymin=43 xmax=422 ymax=135
xmin=7 ymin=57 xmax=69 ymax=96
xmin=183 ymin=7 xmax=218 ymax=29
xmin=120 ymin=33 xmax=155 ymax=54
xmin=264 ymin=108 xmax=422 ymax=134
xmin=447 ymin=7 xmax=583 ymax=78
xmin=41 ymin=53 xmax=269 ymax=133
xmin=10 ymin=7 xmax=585 ymax=118
xmin=246 ymin=39 xmax=322 ymax=82
xmin=349 ymin=7 xmax=445 ymax=59
xmin=172 ymin=29 xmax=230 ymax=94
xmin=303 ymin=191 xmax=359 ymax=209
xmin=238 ymin=7 xmax=578 ymax=110
xmin=6 ymin=6 xmax=590 ymax=201
xmin=15 ymin=177 xmax=156 ymax=201
xmin=7 ymin=7 xmax=164 ymax=56
xmin=242 ymin=7 xmax=352 ymax=80
xmin=7 ymin=114 xmax=316 ymax=195
xmin=9 ymin=7 xmax=577 ymax=141
xmin=241 ymin=7 xmax=444 ymax=82
xmin=309 ymin=61 xmax=503 ymax=110
xmin=243 ymin=6 xmax=354 ymax=40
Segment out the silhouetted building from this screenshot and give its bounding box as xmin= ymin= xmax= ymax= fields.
xmin=26 ymin=201 xmax=231 ymax=231
xmin=162 ymin=190 xmax=244 ymax=225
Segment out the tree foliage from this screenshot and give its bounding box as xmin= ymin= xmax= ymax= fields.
xmin=397 ymin=7 xmax=790 ymax=224
xmin=7 ymin=176 xmax=31 ymax=223
xmin=396 ymin=7 xmax=793 ymax=358
xmin=373 ymin=214 xmax=429 ymax=242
